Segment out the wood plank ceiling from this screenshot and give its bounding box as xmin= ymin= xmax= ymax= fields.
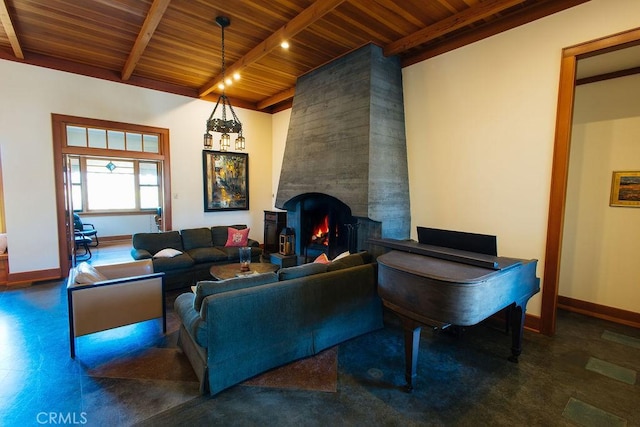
xmin=0 ymin=0 xmax=589 ymax=113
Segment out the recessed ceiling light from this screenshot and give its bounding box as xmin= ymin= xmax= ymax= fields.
xmin=281 ymin=41 xmax=290 ymax=49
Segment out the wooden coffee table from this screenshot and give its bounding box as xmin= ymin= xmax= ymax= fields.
xmin=209 ymin=262 xmax=279 ymax=280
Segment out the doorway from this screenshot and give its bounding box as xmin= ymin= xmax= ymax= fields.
xmin=52 ymin=114 xmax=172 ymax=274
xmin=540 ymin=27 xmax=640 ymax=335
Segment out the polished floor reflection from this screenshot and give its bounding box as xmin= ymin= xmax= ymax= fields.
xmin=0 ymin=245 xmax=638 ymax=426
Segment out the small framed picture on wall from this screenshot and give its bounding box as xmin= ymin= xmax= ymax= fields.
xmin=610 ymin=171 xmax=640 ymax=207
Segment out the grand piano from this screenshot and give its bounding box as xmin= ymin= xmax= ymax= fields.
xmin=371 ymin=228 xmax=540 ymax=391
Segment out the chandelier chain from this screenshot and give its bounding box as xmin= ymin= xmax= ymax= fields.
xmin=220 ymin=22 xmax=226 ymax=121
xmin=204 ymin=15 xmax=245 ymax=151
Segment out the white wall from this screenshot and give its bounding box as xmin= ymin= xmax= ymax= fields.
xmin=560 ymin=74 xmax=640 ymax=312
xmin=0 ymin=62 xmax=272 ymax=274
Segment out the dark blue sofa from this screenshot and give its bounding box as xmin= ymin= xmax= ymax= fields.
xmin=174 ymin=251 xmax=383 ymax=395
xmin=131 ymin=225 xmax=262 ymax=291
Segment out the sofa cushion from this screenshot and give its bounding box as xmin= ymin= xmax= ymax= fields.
xmin=211 ymin=225 xmax=246 ymax=246
xmin=75 ymin=262 xmax=108 ymax=284
xmin=151 ymin=253 xmax=195 ymax=272
xmin=333 ymin=251 xmax=350 ymax=261
xmin=153 ymin=248 xmax=182 ymax=258
xmin=186 ymin=247 xmax=228 ymax=263
xmin=277 ymin=262 xmax=328 ymax=281
xmin=194 ymin=272 xmax=278 ymax=312
xmin=132 ymin=231 xmax=184 ymax=255
xmin=220 ymin=245 xmax=262 ymax=261
xmin=225 ymin=227 xmax=250 ymax=247
xmin=313 ymin=253 xmax=330 ymax=264
xmin=181 ymin=228 xmax=213 ymax=251
xmin=327 ymin=252 xmax=365 ymax=272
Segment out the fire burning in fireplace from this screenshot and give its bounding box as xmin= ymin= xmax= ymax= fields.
xmin=282 ymin=193 xmax=358 ymax=260
xmin=310 ymin=215 xmax=330 ymax=246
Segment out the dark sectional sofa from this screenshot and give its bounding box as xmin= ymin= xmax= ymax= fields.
xmin=131 ymin=225 xmax=262 ymax=291
xmin=174 ymin=251 xmax=383 ymax=395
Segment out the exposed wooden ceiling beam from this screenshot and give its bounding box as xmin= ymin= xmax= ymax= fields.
xmin=433 ymin=0 xmax=460 ymax=15
xmin=121 ymin=0 xmax=172 ymax=81
xmin=384 ymin=0 xmax=526 ymax=57
xmin=198 ymin=0 xmax=348 ymax=98
xmin=0 ymin=0 xmax=24 ymax=59
xmin=257 ymin=87 xmax=296 ymax=110
xmin=401 ymin=0 xmax=591 ymax=67
xmin=254 ymin=0 xmax=527 ymax=110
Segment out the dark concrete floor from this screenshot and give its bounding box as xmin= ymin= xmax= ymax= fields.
xmin=1 ymin=248 xmax=638 ymax=426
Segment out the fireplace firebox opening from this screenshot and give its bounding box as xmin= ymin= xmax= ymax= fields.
xmin=283 ymin=193 xmax=358 ymax=262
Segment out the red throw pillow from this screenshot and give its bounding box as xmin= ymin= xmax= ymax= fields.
xmin=313 ymin=253 xmax=330 ymax=264
xmin=225 ymin=227 xmax=250 ymax=247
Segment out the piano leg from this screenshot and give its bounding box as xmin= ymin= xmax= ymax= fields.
xmin=402 ymin=319 xmax=422 ymax=392
xmin=508 ymin=303 xmax=525 ymax=363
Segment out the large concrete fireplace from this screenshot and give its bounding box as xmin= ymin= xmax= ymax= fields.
xmin=275 ymin=43 xmax=410 ymax=260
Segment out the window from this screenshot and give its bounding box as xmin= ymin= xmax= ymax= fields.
xmin=66 ymin=125 xmax=160 ymax=153
xmin=71 ymin=156 xmax=161 ymax=212
xmin=139 ymin=162 xmax=160 ymax=209
xmin=62 ymin=120 xmax=166 ymax=213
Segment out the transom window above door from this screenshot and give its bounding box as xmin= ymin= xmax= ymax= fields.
xmin=57 ymin=118 xmax=169 ymax=215
xmin=65 ymin=125 xmax=159 ymax=153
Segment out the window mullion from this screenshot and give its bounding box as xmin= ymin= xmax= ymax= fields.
xmin=80 ymin=157 xmax=88 ymax=212
xmin=134 ymin=160 xmax=141 ymax=210
xmin=157 ymin=162 xmax=162 ymax=206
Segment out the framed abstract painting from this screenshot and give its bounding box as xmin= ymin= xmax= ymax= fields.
xmin=203 ymin=151 xmax=249 ymax=211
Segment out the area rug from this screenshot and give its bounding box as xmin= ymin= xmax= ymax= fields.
xmin=86 ymin=347 xmax=199 ymax=382
xmin=241 ymin=347 xmax=338 ymax=393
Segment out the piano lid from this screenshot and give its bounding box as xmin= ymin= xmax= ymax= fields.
xmin=376 ymin=250 xmax=523 ymax=284
xmin=369 ymin=238 xmax=522 ymax=270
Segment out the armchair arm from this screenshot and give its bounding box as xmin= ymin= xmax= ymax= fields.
xmin=95 ymin=259 xmax=154 ymax=280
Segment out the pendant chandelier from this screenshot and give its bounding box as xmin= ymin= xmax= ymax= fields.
xmin=203 ymin=16 xmax=245 ymax=152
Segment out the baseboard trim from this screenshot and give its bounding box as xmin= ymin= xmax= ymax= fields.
xmin=558 ymin=296 xmax=640 ymax=329
xmin=524 ymin=313 xmax=540 ymax=333
xmin=489 ymin=311 xmax=541 ymax=334
xmin=7 ymin=268 xmax=62 ymax=287
xmin=100 ymin=235 xmax=131 ymax=244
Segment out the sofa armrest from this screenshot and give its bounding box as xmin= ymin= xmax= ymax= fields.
xmin=131 ymin=248 xmax=152 ymax=260
xmin=247 ymin=239 xmax=260 ymax=248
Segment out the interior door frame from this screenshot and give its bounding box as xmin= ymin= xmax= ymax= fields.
xmin=63 ymin=154 xmax=76 ymax=267
xmin=51 ymin=114 xmax=172 ymax=275
xmin=540 ymin=27 xmax=640 ymax=335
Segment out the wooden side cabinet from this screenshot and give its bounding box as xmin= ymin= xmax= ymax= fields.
xmin=0 ymin=253 xmax=7 ymax=285
xmin=263 ymin=210 xmax=287 ymax=255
